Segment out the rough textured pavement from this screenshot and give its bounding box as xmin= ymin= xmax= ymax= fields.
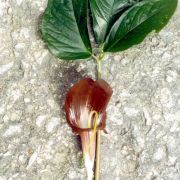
xmin=0 ymin=0 xmax=180 ymax=179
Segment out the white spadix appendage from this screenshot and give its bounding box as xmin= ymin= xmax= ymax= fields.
xmin=85 ymin=154 xmax=94 ymax=180
xmin=80 ymin=131 xmax=96 ymax=180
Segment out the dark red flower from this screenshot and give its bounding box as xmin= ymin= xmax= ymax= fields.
xmin=64 ymin=78 xmax=112 ymax=179
xmin=65 ymin=78 xmax=112 ymax=133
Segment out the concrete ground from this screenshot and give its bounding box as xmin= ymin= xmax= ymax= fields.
xmin=0 ymin=0 xmax=180 ymax=179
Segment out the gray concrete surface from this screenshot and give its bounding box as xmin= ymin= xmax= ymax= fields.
xmin=0 ymin=0 xmax=180 ymax=179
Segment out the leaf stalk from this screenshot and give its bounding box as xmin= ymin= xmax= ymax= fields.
xmin=92 ymin=49 xmax=105 ymax=180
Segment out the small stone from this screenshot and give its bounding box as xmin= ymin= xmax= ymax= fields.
xmin=124 ymin=107 xmax=139 ymax=117
xmin=0 ymin=106 xmax=5 ymax=114
xmin=18 ymin=154 xmax=27 ymax=164
xmin=121 ymin=146 xmax=129 ymax=156
xmin=40 ymin=170 xmax=53 ymax=180
xmin=166 ymin=70 xmax=177 ymax=82
xmin=11 ymin=89 xmax=22 ymax=102
xmin=3 ymin=151 xmax=11 ymax=157
xmin=54 ymin=153 xmax=67 ymax=164
xmin=47 ymin=99 xmax=56 ymax=108
xmin=7 ymin=8 xmax=12 ymax=14
xmin=20 ymin=28 xmax=29 ymax=39
xmin=16 ymin=0 xmax=23 ymax=6
xmin=160 ymin=88 xmax=173 ymax=108
xmin=153 ymin=147 xmax=167 ymax=162
xmin=0 ymin=62 xmax=14 ymax=75
xmin=162 ymin=52 xmax=171 ymax=59
xmin=168 ymin=156 xmax=177 ymax=166
xmin=34 ymin=50 xmax=49 ymax=65
xmin=127 ymin=161 xmax=137 ymax=172
xmin=145 ymin=172 xmax=154 ymax=180
xmin=15 ymin=43 xmax=25 ymax=51
xmin=151 ymin=37 xmax=158 ymax=45
xmin=27 ymin=149 xmax=40 ymax=170
xmin=24 ymin=98 xmax=30 ymax=103
xmin=10 ymin=112 xmax=21 ymax=122
xmin=68 ymin=170 xmax=77 ymax=179
xmin=36 ymin=115 xmax=46 ymax=127
xmin=143 ymin=107 xmax=152 ymax=126
xmin=121 ymin=149 xmax=129 ymax=156
xmin=3 ymin=115 xmax=9 ymax=122
xmin=46 ymin=117 xmax=60 ymax=133
xmin=39 ymin=7 xmax=45 ymax=12
xmin=153 ymin=113 xmax=161 ymax=120
xmin=115 ymin=178 xmax=120 ymax=180
xmin=170 ymin=121 xmax=179 ymax=132
xmin=0 ymin=6 xmax=4 ymax=17
xmin=114 ymin=55 xmax=120 ymax=61
xmin=3 ymin=124 xmax=22 ymax=137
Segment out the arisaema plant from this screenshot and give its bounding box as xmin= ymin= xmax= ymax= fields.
xmin=41 ymin=0 xmax=178 ymax=179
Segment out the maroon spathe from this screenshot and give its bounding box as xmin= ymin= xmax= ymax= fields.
xmin=64 ymin=78 xmax=113 ymax=134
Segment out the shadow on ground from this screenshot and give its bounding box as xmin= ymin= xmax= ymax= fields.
xmin=50 ymin=61 xmax=87 ymax=115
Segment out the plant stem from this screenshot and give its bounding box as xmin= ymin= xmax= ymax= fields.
xmin=92 ymin=54 xmax=103 ymax=79
xmin=95 ymin=131 xmax=101 ymax=180
xmin=92 ymin=53 xmax=104 ymax=180
xmin=97 ymin=59 xmax=102 ymax=79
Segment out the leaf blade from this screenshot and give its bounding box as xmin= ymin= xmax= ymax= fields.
xmin=104 ymin=0 xmax=178 ymax=52
xmin=90 ymin=0 xmax=133 ymax=43
xmin=42 ymin=0 xmax=92 ymax=60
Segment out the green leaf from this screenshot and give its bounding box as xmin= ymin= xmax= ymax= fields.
xmin=104 ymin=0 xmax=178 ymax=52
xmin=90 ymin=0 xmax=134 ymax=43
xmin=41 ymin=0 xmax=92 ymax=60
